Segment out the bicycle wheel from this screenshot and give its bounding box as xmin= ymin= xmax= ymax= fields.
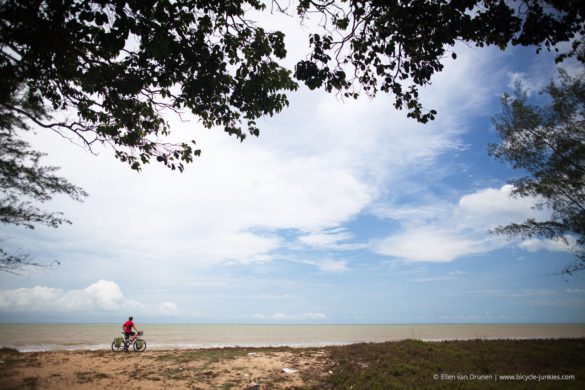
xmin=111 ymin=337 xmax=125 ymax=352
xmin=133 ymin=338 xmax=146 ymax=352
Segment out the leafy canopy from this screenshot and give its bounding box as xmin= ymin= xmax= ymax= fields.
xmin=295 ymin=0 xmax=584 ymax=122
xmin=1 ymin=1 xmax=583 ymax=273
xmin=0 ymin=83 xmax=87 ymax=273
xmin=1 ymin=0 xmax=297 ymax=171
xmin=490 ymin=70 xmax=585 ymax=273
xmin=1 ymin=0 xmax=583 ymax=171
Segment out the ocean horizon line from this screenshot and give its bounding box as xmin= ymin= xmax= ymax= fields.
xmin=2 ymin=323 xmax=584 ymax=352
xmin=1 ymin=321 xmax=584 ymax=326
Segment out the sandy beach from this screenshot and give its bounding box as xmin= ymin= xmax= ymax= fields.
xmin=0 ymin=347 xmax=331 ymax=389
xmin=2 ymin=339 xmax=584 ymax=389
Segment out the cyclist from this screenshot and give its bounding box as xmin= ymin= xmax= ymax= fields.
xmin=122 ymin=316 xmax=140 ymax=343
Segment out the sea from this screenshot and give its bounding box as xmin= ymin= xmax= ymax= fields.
xmin=1 ymin=323 xmax=584 ymax=352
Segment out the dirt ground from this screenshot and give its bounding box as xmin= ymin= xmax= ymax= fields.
xmin=0 ymin=347 xmax=332 ymax=389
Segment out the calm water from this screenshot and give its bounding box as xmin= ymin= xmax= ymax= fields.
xmin=1 ymin=323 xmax=584 ymax=352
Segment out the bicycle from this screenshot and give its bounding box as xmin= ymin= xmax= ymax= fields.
xmin=111 ymin=331 xmax=147 ymax=352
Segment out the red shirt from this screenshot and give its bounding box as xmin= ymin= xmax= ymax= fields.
xmin=123 ymin=320 xmax=134 ymax=333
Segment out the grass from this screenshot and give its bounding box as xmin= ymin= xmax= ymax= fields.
xmin=323 ymin=338 xmax=585 ymax=389
xmin=0 ymin=348 xmax=19 ymax=355
xmin=151 ymin=346 xmax=300 ymax=365
xmin=75 ymin=371 xmax=110 ymax=383
xmin=0 ymin=348 xmax=20 ymax=368
xmin=149 ymin=346 xmax=314 ymax=388
xmin=22 ymin=376 xmax=38 ymax=390
xmin=0 ymin=349 xmax=40 ymax=372
xmin=220 ymin=380 xmax=242 ymax=389
xmin=1 ymin=339 xmax=583 ymax=389
xmin=153 ymin=348 xmax=250 ymax=364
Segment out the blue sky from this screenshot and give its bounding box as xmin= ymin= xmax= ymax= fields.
xmin=1 ymin=16 xmax=584 ymax=324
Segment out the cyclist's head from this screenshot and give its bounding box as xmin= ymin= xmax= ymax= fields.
xmin=129 ymin=316 xmax=133 ymax=321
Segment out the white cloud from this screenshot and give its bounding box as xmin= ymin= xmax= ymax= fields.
xmin=296 ymin=228 xmax=367 ymax=251
xmin=518 ymin=238 xmax=574 ymax=254
xmin=463 ymin=289 xmax=557 ymax=298
xmin=566 ymin=289 xmax=585 ymax=294
xmin=409 ymin=276 xmax=454 ymax=283
xmin=373 ymin=185 xmax=550 ymax=262
xmin=507 ymin=289 xmax=557 ymax=298
xmin=506 ymin=71 xmax=545 ymax=95
xmin=0 ymin=286 xmax=63 ymax=313
xmin=0 ymin=280 xmax=133 ymax=313
xmin=507 ymin=71 xmax=528 ymax=89
xmin=375 ymin=229 xmax=499 ymax=262
xmin=3 ymin=43 xmax=530 ymax=275
xmin=308 ymin=258 xmax=349 ymax=273
xmin=0 ymin=280 xmax=177 ymax=315
xmin=77 ymin=280 xmax=126 ymax=311
xmin=370 ymin=203 xmax=450 ymax=223
xmin=449 ymin=270 xmax=470 ymax=276
xmin=158 ymin=302 xmax=179 ymax=315
xmin=299 ymin=312 xmax=327 ymax=320
xmin=504 ymin=50 xmax=583 ymax=96
xmin=253 ymin=312 xmax=327 ymax=320
xmin=298 ymin=229 xmax=354 ymax=247
xmin=455 ymin=185 xmax=546 ymax=229
xmin=408 ymin=270 xmax=470 ymax=282
xmin=13 ymin=80 xmax=459 ymax=269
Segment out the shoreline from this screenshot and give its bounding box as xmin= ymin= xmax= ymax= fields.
xmin=3 ymin=322 xmax=584 ymax=353
xmin=7 ymin=334 xmax=585 ymax=353
xmin=2 ymin=338 xmax=584 ymax=389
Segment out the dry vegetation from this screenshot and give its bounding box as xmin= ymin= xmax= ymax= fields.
xmin=1 ymin=339 xmax=583 ymax=389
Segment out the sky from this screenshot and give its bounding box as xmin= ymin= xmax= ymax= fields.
xmin=1 ymin=12 xmax=585 ymax=324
